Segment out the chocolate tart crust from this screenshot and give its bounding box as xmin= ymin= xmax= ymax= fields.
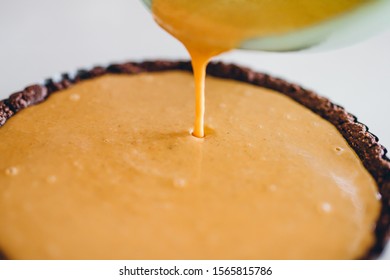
xmin=0 ymin=60 xmax=389 ymax=259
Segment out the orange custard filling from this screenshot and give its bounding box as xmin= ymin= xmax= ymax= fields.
xmin=0 ymin=72 xmax=380 ymax=259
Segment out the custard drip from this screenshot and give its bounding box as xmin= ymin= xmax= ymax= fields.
xmin=152 ymin=0 xmax=369 ymax=137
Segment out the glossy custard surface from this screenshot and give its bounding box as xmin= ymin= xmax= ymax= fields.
xmin=0 ymin=72 xmax=380 ymax=259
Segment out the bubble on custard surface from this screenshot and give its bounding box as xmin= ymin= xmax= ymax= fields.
xmin=285 ymin=113 xmax=297 ymax=121
xmin=334 ymin=146 xmax=344 ymax=155
xmin=245 ymin=143 xmax=254 ymax=150
xmin=46 ymin=175 xmax=57 ymax=184
xmin=173 ymin=178 xmax=187 ymax=188
xmin=69 ymin=93 xmax=80 ymax=101
xmin=73 ymin=161 xmax=84 ymax=170
xmin=312 ymin=121 xmax=320 ymax=127
xmin=320 ymin=202 xmax=332 ymax=213
xmin=5 ymin=167 xmax=19 ymax=176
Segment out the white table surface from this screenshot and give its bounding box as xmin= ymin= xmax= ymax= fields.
xmin=0 ymin=0 xmax=389 ymax=260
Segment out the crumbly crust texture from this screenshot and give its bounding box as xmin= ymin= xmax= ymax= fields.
xmin=0 ymin=61 xmax=389 ymax=259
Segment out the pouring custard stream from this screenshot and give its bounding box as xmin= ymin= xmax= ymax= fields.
xmin=151 ymin=0 xmax=370 ymax=138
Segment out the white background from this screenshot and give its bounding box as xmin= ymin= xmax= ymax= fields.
xmin=0 ymin=0 xmax=389 ymax=259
